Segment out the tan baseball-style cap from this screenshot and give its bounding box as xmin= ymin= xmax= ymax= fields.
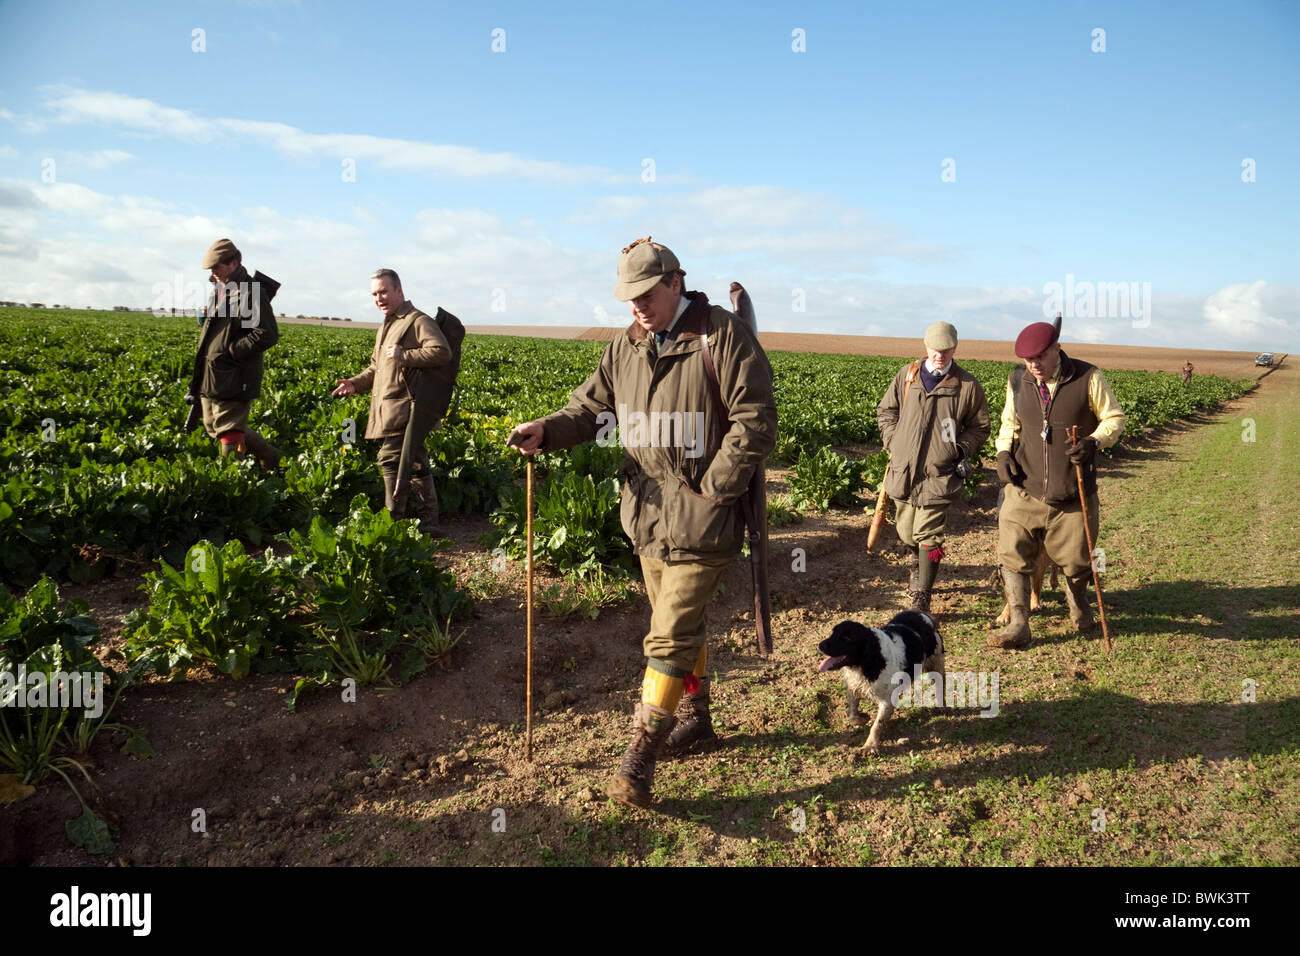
xmin=614 ymin=237 xmax=684 ymax=301
xmin=201 ymin=238 xmax=240 ymax=269
xmin=924 ymin=321 xmax=958 ymax=350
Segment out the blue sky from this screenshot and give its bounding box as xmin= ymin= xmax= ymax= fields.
xmin=1 ymin=0 xmax=1296 ymax=350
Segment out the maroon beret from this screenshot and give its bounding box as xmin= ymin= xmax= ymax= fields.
xmin=1015 ymin=321 xmax=1060 ymax=358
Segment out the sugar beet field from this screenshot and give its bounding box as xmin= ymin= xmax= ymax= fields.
xmin=2 ymin=307 xmax=1295 ymax=868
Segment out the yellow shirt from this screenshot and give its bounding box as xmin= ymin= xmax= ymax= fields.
xmin=995 ymin=362 xmax=1125 ymax=453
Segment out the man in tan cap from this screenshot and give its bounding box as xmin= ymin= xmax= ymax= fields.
xmin=508 ymin=237 xmax=777 ymax=809
xmin=331 ymin=269 xmax=462 ymax=533
xmin=876 ymin=322 xmax=990 ymax=613
xmin=188 ymin=238 xmax=281 ymax=468
xmin=991 ymin=318 xmax=1125 ymax=648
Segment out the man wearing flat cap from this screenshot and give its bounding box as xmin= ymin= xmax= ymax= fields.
xmin=876 ymin=322 xmax=990 ymax=613
xmin=189 ymin=238 xmax=281 ymax=469
xmin=508 ymin=238 xmax=777 ymax=809
xmin=991 ymin=317 xmax=1125 ymax=649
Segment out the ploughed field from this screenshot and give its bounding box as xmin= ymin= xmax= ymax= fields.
xmin=2 ymin=307 xmax=1283 ymax=867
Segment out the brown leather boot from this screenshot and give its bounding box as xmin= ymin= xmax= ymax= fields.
xmin=988 ymin=568 xmax=1033 ymax=649
xmin=410 ymin=473 xmax=441 ymax=536
xmin=606 ymin=703 xmax=676 ymax=809
xmin=663 ymin=678 xmax=717 ymax=757
xmin=1063 ymin=573 xmax=1096 ymax=632
xmin=243 ymin=431 xmax=282 ymax=472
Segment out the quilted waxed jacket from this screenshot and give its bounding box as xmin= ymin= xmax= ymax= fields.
xmin=877 ymin=359 xmax=990 ymax=506
xmin=195 ymin=264 xmax=279 ymax=401
xmin=539 ymin=292 xmax=777 ymax=561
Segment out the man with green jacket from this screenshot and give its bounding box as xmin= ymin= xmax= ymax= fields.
xmin=876 ymin=322 xmax=990 ymax=614
xmin=193 ymin=238 xmax=281 ymax=469
xmin=509 ymin=238 xmax=777 ymax=809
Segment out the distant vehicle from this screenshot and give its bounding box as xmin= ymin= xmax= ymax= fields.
xmin=1255 ymin=353 xmax=1274 ymax=367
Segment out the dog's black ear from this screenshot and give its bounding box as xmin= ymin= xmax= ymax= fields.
xmin=819 ymin=620 xmax=859 ymax=655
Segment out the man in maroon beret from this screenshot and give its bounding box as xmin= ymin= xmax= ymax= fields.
xmin=991 ymin=318 xmax=1125 ymax=648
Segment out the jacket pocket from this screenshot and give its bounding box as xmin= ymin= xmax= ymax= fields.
xmin=204 ymin=353 xmax=245 ymax=400
xmin=665 ymin=480 xmax=740 ymax=555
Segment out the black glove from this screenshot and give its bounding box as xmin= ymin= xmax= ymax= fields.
xmin=950 ymin=444 xmax=972 ymax=478
xmin=1068 ymin=436 xmax=1099 ymax=467
xmin=996 ymin=451 xmax=1023 ymax=486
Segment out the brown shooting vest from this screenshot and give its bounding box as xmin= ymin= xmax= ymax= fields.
xmin=1011 ymin=351 xmax=1099 ymax=505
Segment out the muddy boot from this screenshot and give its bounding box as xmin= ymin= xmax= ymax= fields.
xmin=663 ymin=678 xmax=717 ymax=757
xmin=1063 ymin=572 xmax=1096 ymax=632
xmin=243 ymin=431 xmax=282 ymax=473
xmin=988 ymin=569 xmax=1033 ymax=649
xmin=606 ymin=703 xmax=676 ymax=809
xmin=410 ymin=473 xmax=442 ymax=536
xmin=910 ymin=546 xmax=941 ymax=615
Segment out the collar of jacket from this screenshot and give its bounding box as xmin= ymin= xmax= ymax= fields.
xmin=383 ymin=300 xmax=417 ymax=322
xmin=1047 ymin=349 xmax=1082 ymax=387
xmin=923 ymin=359 xmax=966 ymax=393
xmin=624 ymin=291 xmax=711 ymax=349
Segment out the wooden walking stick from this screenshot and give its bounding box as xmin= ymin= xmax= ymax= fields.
xmin=867 ymin=361 xmax=920 ymax=550
xmin=525 ymin=458 xmax=535 ymax=760
xmin=1067 ymin=426 xmax=1112 ymax=655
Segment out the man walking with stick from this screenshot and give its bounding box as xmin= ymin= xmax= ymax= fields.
xmin=991 ymin=319 xmax=1125 ymax=649
xmin=874 ymin=322 xmax=989 ymax=614
xmin=508 ymin=238 xmax=777 ymax=809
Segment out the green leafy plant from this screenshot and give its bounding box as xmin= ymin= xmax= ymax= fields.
xmin=0 ymin=577 xmax=137 ymax=854
xmin=488 ymin=468 xmax=632 ymax=576
xmin=766 ymin=493 xmax=804 ymax=528
xmin=122 ymin=539 xmax=303 ymax=680
xmin=540 ymin=568 xmax=636 ymax=619
xmin=789 ymin=447 xmax=870 ymax=511
xmin=288 ymin=495 xmax=470 ymax=697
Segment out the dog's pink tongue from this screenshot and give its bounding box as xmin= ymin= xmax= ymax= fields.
xmin=819 ymin=655 xmax=846 ymax=672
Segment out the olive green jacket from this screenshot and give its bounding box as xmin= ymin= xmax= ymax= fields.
xmin=196 ymin=265 xmax=279 ymax=401
xmin=539 ymin=292 xmax=777 ymax=561
xmin=877 ymin=359 xmax=990 ymax=506
xmin=347 ymin=301 xmax=455 ymax=439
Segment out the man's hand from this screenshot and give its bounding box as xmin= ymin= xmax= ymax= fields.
xmin=996 ymin=451 xmax=1024 ymax=486
xmin=385 ymin=343 xmax=403 ymax=362
xmin=331 ymin=379 xmax=356 ymax=397
xmin=1068 ymin=436 xmax=1098 ymax=467
xmin=506 ymin=421 xmax=545 ymax=455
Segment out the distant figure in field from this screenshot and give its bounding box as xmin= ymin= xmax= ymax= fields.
xmin=1182 ymin=361 xmax=1194 ymax=384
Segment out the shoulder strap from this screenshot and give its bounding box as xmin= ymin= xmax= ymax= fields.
xmin=691 ymin=308 xmax=727 ymax=424
xmin=903 ymin=360 xmax=920 ymax=400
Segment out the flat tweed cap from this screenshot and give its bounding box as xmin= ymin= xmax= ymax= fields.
xmin=924 ymin=321 xmax=958 ymax=350
xmin=615 ymin=237 xmax=683 ymax=301
xmin=201 ymin=238 xmax=240 ymax=269
xmin=1015 ymin=321 xmax=1061 ymax=358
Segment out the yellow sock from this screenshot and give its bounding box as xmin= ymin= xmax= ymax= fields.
xmin=641 ymin=664 xmax=685 ymax=713
xmin=691 ymin=646 xmax=708 ymax=679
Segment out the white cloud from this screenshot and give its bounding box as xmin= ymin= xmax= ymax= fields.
xmin=2 ymin=174 xmax=1294 ymax=352
xmin=41 ymin=87 xmax=621 ymax=185
xmin=1203 ymin=281 xmax=1292 ymax=342
xmin=62 ymin=148 xmax=132 ymax=169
